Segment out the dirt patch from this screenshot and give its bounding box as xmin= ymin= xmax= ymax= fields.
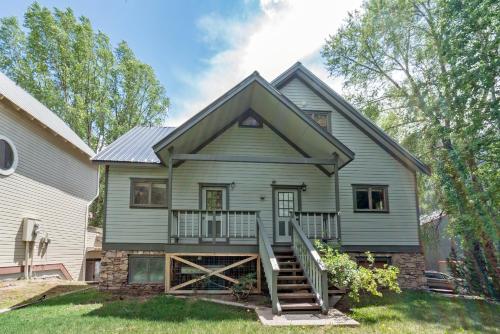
xmin=0 ymin=279 xmax=88 ymax=309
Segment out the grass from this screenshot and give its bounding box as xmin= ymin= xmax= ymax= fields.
xmin=0 ymin=289 xmax=498 ymax=334
xmin=0 ymin=280 xmax=89 ymax=309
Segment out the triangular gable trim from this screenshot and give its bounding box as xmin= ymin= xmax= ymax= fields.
xmin=153 ymin=71 xmax=355 ymax=165
xmin=272 ymin=62 xmax=431 ymax=175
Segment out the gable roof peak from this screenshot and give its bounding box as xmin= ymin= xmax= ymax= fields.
xmin=271 ymin=62 xmax=431 ymax=175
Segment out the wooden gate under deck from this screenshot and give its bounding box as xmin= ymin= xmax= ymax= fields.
xmin=165 ymin=253 xmax=261 ymax=294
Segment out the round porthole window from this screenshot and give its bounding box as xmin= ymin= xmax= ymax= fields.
xmin=0 ymin=136 xmax=18 ymax=176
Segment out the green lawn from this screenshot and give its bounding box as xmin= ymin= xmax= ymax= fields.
xmin=0 ymin=289 xmax=498 ymax=334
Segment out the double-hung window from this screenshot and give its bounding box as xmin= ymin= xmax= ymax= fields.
xmin=352 ymin=185 xmax=389 ymax=213
xmin=130 ymin=178 xmax=168 ymax=208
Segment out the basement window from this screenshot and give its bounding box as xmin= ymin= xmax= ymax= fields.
xmin=129 ymin=256 xmax=165 ymax=284
xmin=130 ymin=178 xmax=168 ymax=208
xmin=0 ymin=136 xmax=18 ymax=176
xmin=352 ymin=185 xmax=389 ymax=213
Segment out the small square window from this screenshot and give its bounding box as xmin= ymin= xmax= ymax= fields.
xmin=352 ymin=185 xmax=389 ymax=212
xmin=129 ymin=256 xmax=164 ymax=283
xmin=130 ymin=179 xmax=168 ymax=208
xmin=305 ymin=111 xmax=330 ymax=131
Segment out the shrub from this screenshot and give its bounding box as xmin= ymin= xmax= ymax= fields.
xmin=315 ymin=241 xmax=401 ymax=301
xmin=231 ymin=273 xmax=256 ymax=301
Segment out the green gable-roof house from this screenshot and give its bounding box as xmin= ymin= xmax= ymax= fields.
xmin=93 ymin=63 xmax=430 ymax=315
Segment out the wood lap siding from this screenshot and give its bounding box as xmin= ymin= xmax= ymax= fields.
xmin=0 ymin=102 xmax=98 ymax=280
xmin=106 ymin=166 xmax=168 ymax=243
xmin=279 ymin=78 xmax=419 ymax=246
xmin=106 ymin=124 xmax=336 ymax=244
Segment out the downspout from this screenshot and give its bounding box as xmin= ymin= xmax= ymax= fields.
xmin=82 ymin=163 xmax=101 ymax=281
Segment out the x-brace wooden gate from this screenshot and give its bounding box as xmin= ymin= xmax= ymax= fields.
xmin=165 ymin=253 xmax=261 ymax=294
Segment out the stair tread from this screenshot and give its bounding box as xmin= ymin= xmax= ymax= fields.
xmin=281 ymin=303 xmax=321 ymax=310
xmin=278 ymin=275 xmax=306 ymax=280
xmin=279 ymin=268 xmax=303 ymax=272
xmin=278 ymin=292 xmax=315 ymax=298
xmin=278 ymin=261 xmax=300 ymax=265
xmin=277 ymin=283 xmax=310 ymax=288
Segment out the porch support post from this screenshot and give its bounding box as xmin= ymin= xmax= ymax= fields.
xmin=333 ymin=153 xmax=341 ymax=241
xmin=167 ymin=147 xmax=174 ymax=244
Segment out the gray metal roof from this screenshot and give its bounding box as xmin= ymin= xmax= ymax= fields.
xmin=0 ymin=71 xmax=95 ymax=157
xmin=92 ymin=126 xmax=175 ymax=164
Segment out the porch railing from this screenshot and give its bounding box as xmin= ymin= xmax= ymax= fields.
xmin=257 ymin=216 xmax=281 ymax=315
xmin=171 ymin=209 xmax=258 ymax=243
xmin=290 ymin=215 xmax=329 ymax=314
xmin=294 ymin=211 xmax=338 ymax=241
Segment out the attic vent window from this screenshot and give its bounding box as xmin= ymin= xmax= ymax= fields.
xmin=239 ymin=112 xmax=262 ymax=128
xmin=0 ymin=136 xmax=18 ymax=176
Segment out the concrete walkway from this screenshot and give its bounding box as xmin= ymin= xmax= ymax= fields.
xmin=256 ymin=307 xmax=359 ymax=326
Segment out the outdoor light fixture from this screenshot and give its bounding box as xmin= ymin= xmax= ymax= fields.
xmin=230 ymin=181 xmax=236 ymax=189
xmin=301 ymin=182 xmax=307 ymax=191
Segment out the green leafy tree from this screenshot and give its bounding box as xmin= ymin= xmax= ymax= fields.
xmin=0 ymin=3 xmax=169 ymax=226
xmin=322 ymin=0 xmax=499 ymax=297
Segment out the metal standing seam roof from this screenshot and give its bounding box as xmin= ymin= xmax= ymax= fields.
xmin=92 ymin=126 xmax=175 ymax=163
xmin=0 ymin=71 xmax=95 ymax=157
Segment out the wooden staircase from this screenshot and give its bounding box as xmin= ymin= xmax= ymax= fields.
xmin=273 ymin=246 xmax=322 ymax=313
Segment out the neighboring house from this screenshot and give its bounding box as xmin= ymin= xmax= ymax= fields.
xmin=85 ymin=226 xmax=102 ymax=281
xmin=421 ymin=212 xmax=460 ymax=273
xmin=93 ymin=63 xmax=430 ymax=314
xmin=0 ymin=72 xmax=99 ymax=281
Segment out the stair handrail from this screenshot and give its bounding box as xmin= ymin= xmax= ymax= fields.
xmin=289 ymin=213 xmax=329 ymax=314
xmin=257 ymin=214 xmax=281 ymax=315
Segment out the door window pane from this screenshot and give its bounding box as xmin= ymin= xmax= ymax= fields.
xmin=278 ymin=192 xmax=294 ymax=217
xmin=206 ymin=190 xmax=223 ymax=210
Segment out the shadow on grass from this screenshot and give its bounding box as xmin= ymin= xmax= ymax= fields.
xmin=351 ymin=290 xmax=500 ymax=333
xmin=33 ymin=289 xmax=255 ymax=323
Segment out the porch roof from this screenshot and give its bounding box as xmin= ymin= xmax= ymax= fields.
xmin=153 ymin=72 xmax=354 ymax=173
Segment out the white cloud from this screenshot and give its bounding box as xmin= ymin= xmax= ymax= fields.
xmin=167 ymin=0 xmax=362 ymax=126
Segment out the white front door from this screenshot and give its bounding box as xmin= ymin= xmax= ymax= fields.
xmin=274 ymin=189 xmax=299 ymax=243
xmin=201 ymin=187 xmax=227 ymax=238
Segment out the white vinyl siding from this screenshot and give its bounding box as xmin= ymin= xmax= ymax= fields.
xmin=280 ymin=78 xmax=419 ymax=246
xmin=0 ymin=101 xmax=98 ymax=280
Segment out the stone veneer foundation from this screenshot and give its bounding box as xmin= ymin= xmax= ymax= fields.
xmin=99 ymin=250 xmax=165 ymax=294
xmin=100 ymin=250 xmax=427 ymax=293
xmin=350 ymin=252 xmax=427 ymax=289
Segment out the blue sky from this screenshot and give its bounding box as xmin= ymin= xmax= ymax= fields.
xmin=1 ymin=0 xmax=362 ymax=125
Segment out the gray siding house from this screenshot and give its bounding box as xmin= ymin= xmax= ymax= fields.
xmin=0 ymin=72 xmax=99 ymax=281
xmin=93 ymin=63 xmax=429 ymax=314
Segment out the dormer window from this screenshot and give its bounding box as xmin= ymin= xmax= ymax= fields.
xmin=238 ymin=110 xmax=263 ymax=128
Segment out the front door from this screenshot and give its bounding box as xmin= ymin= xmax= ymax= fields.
xmin=201 ymin=187 xmax=227 ymax=238
xmin=274 ymin=189 xmax=299 ymax=243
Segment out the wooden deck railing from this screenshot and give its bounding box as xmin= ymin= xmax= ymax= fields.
xmin=294 ymin=211 xmax=338 ymax=241
xmin=290 ymin=215 xmax=329 ymax=314
xmin=257 ymin=215 xmax=281 ymax=315
xmin=171 ymin=209 xmax=258 ymax=243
